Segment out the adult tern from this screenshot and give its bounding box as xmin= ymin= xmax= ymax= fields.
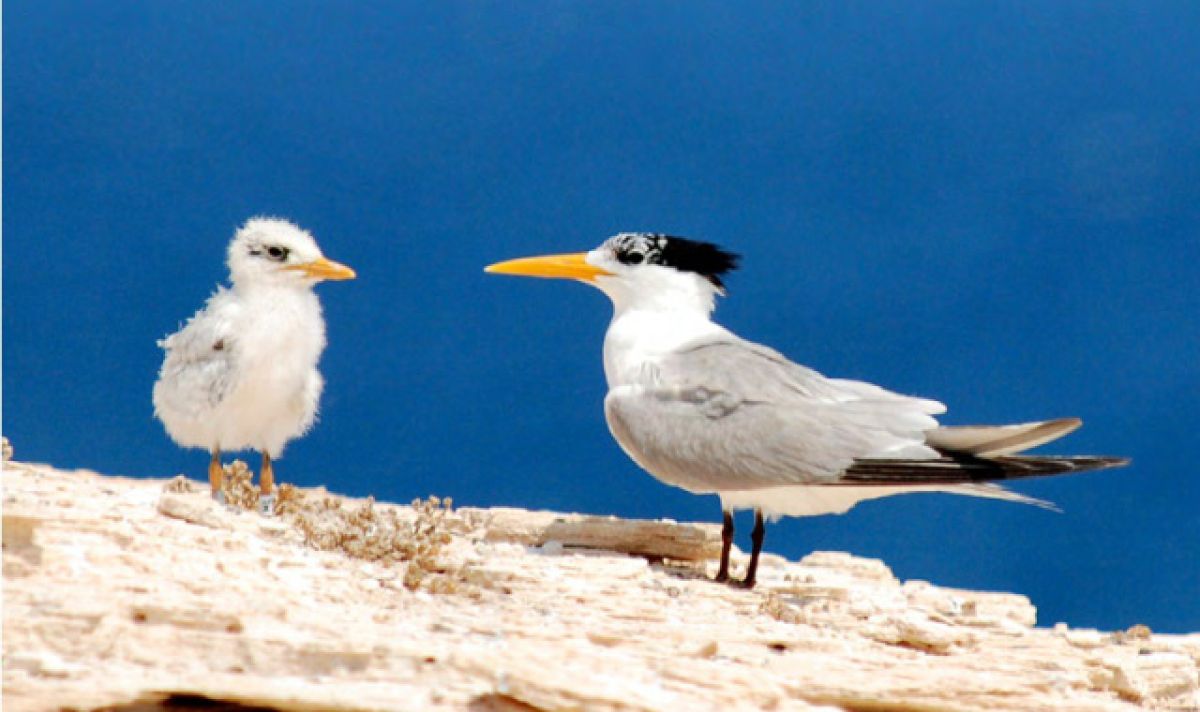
xmin=153 ymin=217 xmax=355 ymax=514
xmin=486 ymin=233 xmax=1127 ymax=587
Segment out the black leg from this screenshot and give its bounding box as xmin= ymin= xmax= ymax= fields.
xmin=714 ymin=510 xmax=734 ymax=582
xmin=740 ymin=509 xmax=766 ymax=589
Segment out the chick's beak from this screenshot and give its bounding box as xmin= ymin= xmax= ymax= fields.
xmin=287 ymin=257 xmax=357 ymax=281
xmin=484 ymin=252 xmax=612 ymax=282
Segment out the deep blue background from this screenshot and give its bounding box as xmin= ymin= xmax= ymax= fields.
xmin=5 ymin=2 xmax=1198 ymax=632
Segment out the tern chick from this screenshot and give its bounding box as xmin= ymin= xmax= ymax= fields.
xmin=487 ymin=233 xmax=1127 ymax=587
xmin=153 ymin=217 xmax=355 ymax=513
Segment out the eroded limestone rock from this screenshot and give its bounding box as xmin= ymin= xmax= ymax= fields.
xmin=2 ymin=459 xmax=1197 ymax=711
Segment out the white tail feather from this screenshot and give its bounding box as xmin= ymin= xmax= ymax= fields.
xmin=720 ymin=482 xmax=1057 ymax=520
xmin=925 ymin=418 xmax=1082 ymax=457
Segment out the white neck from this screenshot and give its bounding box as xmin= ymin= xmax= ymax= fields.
xmin=595 ymin=272 xmax=729 ymax=388
xmin=595 ymin=269 xmax=721 ymax=315
xmin=228 ymin=281 xmax=326 ymax=361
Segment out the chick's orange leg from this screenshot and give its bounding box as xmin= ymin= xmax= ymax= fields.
xmin=208 ymin=449 xmax=223 ymax=496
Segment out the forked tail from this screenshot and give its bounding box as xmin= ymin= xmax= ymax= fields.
xmin=844 ymin=417 xmax=1129 ymax=485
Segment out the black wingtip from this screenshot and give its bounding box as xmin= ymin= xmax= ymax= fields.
xmin=842 ymin=454 xmax=1131 ymax=485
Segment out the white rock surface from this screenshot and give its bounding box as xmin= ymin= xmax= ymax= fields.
xmin=3 ymin=457 xmax=1198 ymax=711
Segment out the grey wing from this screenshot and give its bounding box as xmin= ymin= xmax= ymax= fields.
xmin=152 ymin=295 xmax=239 ymax=420
xmin=603 ymin=337 xmax=945 ymax=492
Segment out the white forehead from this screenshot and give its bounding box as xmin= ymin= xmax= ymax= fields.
xmin=233 ymin=217 xmax=321 ymax=254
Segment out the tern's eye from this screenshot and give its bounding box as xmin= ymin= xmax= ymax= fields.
xmin=266 ymin=246 xmax=290 ymax=262
xmin=621 ymin=251 xmax=645 ymax=265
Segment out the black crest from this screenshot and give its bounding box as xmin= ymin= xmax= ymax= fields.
xmin=608 ymin=233 xmax=740 ymax=288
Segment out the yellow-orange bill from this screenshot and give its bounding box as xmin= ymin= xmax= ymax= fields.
xmin=287 ymin=257 xmax=357 ymax=281
xmin=484 ymin=252 xmax=612 ymax=282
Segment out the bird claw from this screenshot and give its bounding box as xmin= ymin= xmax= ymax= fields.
xmin=258 ymin=493 xmax=277 ymax=516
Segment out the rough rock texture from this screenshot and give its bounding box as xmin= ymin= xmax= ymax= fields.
xmin=3 ymin=456 xmax=1198 ymax=712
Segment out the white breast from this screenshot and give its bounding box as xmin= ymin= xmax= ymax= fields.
xmin=218 ymin=288 xmax=325 ymax=454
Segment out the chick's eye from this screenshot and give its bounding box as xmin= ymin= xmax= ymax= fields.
xmin=266 ymin=246 xmax=289 ymax=261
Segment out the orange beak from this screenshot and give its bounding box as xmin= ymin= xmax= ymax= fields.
xmin=484 ymin=252 xmax=611 ymax=283
xmin=285 ymin=256 xmax=357 ymax=281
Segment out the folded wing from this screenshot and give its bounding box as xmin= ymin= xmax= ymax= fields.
xmin=603 ymin=336 xmax=946 ymax=493
xmin=153 ymin=291 xmax=240 ymax=422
